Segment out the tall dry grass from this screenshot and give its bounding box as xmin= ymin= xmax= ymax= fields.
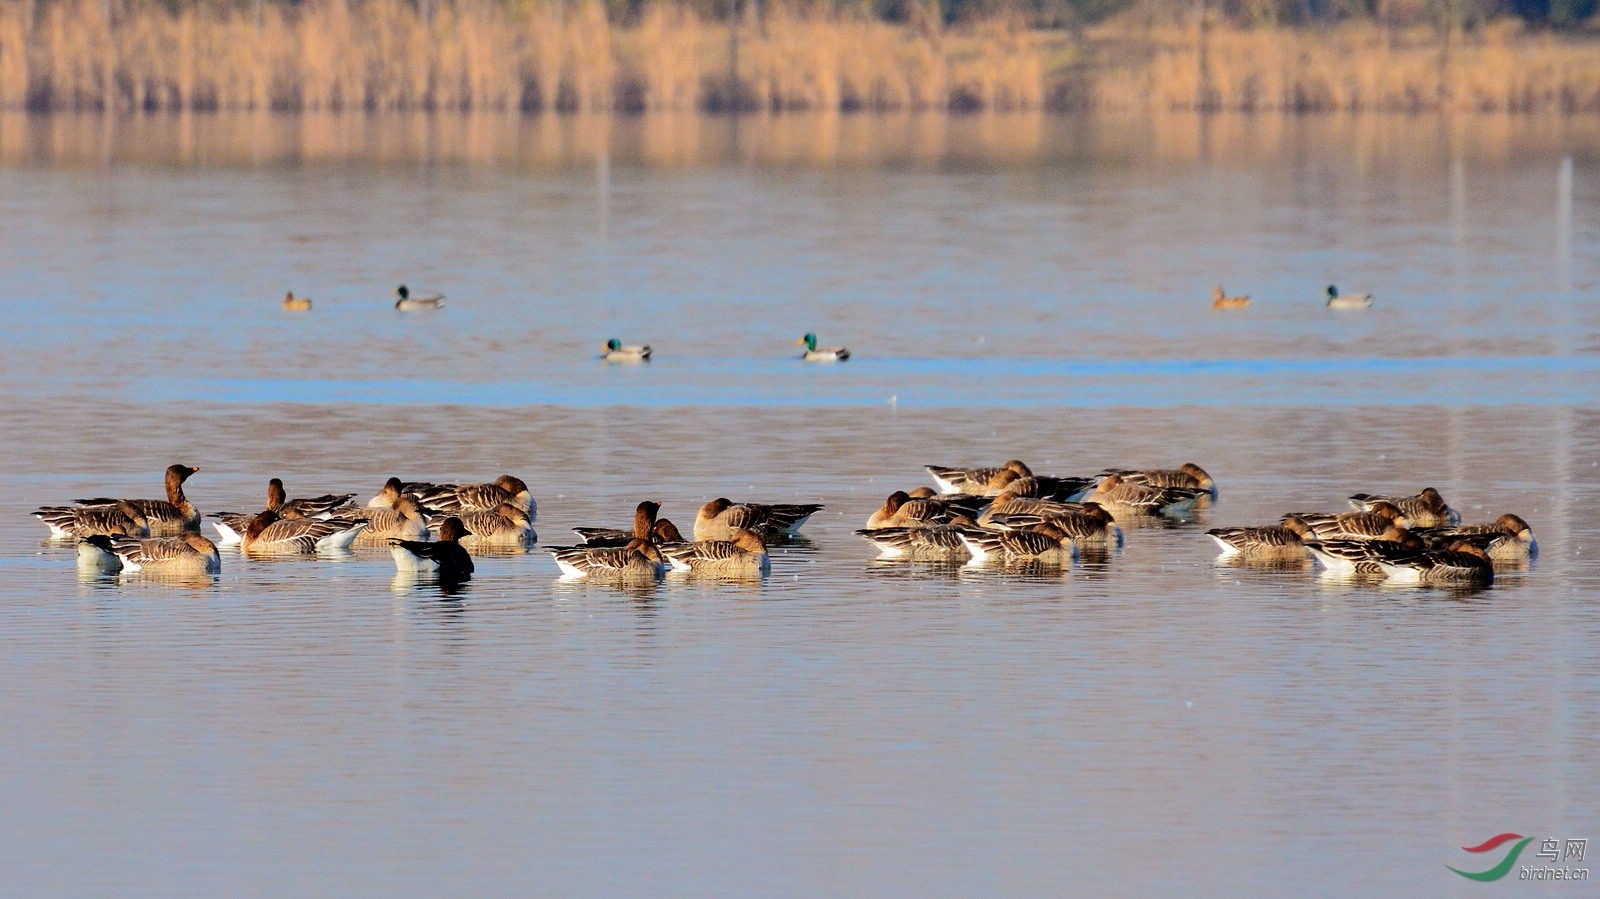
xmin=1 ymin=0 xmax=1598 ymax=113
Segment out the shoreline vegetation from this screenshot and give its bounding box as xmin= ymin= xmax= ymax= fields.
xmin=1 ymin=1 xmax=1599 ymax=113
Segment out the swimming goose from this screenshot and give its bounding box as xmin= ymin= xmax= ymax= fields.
xmin=352 ymin=495 xmax=433 ymax=548
xmin=660 ymin=529 xmax=771 ymax=576
xmin=363 ymin=477 xmax=440 ymax=509
xmin=1347 ymin=488 xmax=1459 ymax=527
xmin=958 ymin=524 xmax=1076 ymax=565
xmin=1410 ymin=514 xmax=1536 ymax=563
xmin=984 ymin=504 xmax=1123 ymax=549
xmin=572 ymin=501 xmax=660 ymax=544
xmin=1284 ymin=501 xmax=1410 ymax=539
xmin=549 ymin=537 xmax=667 ymax=580
xmin=394 ymin=284 xmax=445 ymax=310
xmin=35 ymin=501 xmax=150 ymax=539
xmin=601 ymin=339 xmax=652 ymax=362
xmin=999 ymin=473 xmax=1097 ymax=503
xmin=392 ymin=516 xmax=475 ymax=577
xmin=264 ymin=479 xmax=358 ymax=519
xmin=1373 ymin=540 xmax=1494 ymax=586
xmin=576 ymin=518 xmax=683 ymax=548
xmin=74 ymin=464 xmax=200 ymax=536
xmin=864 ymin=491 xmax=988 ymax=529
xmin=1079 ymin=474 xmax=1205 ymax=517
xmin=438 ymin=503 xmax=535 ymax=546
xmin=239 ymin=510 xmax=367 ymax=555
xmin=282 ymin=291 xmax=312 ymax=311
xmin=1325 ymin=284 xmax=1373 ymax=309
xmin=1212 ymin=286 xmax=1250 ymax=309
xmin=926 ymin=460 xmax=1032 ymax=496
xmin=1205 ymin=517 xmax=1312 ymax=559
xmin=1099 ymin=464 xmax=1217 ymax=499
xmin=1303 ymin=532 xmax=1426 ymax=575
xmin=103 ymin=532 xmax=222 ymax=575
xmin=798 ymin=333 xmax=850 ymax=362
xmin=693 ymin=498 xmax=823 ymax=542
xmin=855 ymin=517 xmax=978 ymax=560
xmin=976 ymin=490 xmax=1089 ymax=527
xmin=413 ymin=476 xmax=535 ymax=516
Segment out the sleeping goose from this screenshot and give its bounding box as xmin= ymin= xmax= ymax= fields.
xmin=363 ymin=477 xmax=438 ymax=509
xmin=1373 ymin=540 xmax=1494 ymax=586
xmin=438 ymin=503 xmax=536 ymax=546
xmin=572 ymin=501 xmax=660 ymax=545
xmin=601 ymin=339 xmax=652 ymax=362
xmin=35 ymin=501 xmax=150 ymax=539
xmin=1205 ymin=518 xmax=1312 ymax=560
xmin=797 ymin=333 xmax=850 ymax=362
xmin=996 ymin=473 xmax=1097 ymax=503
xmin=855 ymin=517 xmax=977 ymax=561
xmin=1303 ymin=532 xmax=1426 ymax=575
xmin=393 ymin=284 xmax=445 ymax=310
xmin=392 ymin=516 xmax=475 ymax=577
xmin=864 ymin=491 xmax=988 ymax=529
xmin=958 ymin=524 xmax=1077 ymax=565
xmin=1347 ymin=488 xmax=1459 ymax=527
xmin=1075 ymin=474 xmax=1205 ymax=518
xmin=925 ymin=460 xmax=1032 ymax=496
xmin=103 ymin=532 xmax=221 ymax=575
xmin=1410 ymin=513 xmax=1536 ymax=563
xmin=208 ymin=479 xmax=360 ymax=543
xmin=76 ymin=534 xmax=126 ymax=573
xmin=693 ymin=498 xmax=823 ymax=542
xmin=74 ymin=464 xmax=200 ymax=536
xmin=1098 ymin=464 xmax=1217 ymax=499
xmin=239 ymin=510 xmax=367 ymax=555
xmin=412 ymin=476 xmax=534 ymax=516
xmin=983 ymin=503 xmax=1123 ymax=549
xmin=549 ymin=537 xmax=666 ymax=580
xmin=1284 ymin=501 xmax=1410 ymax=540
xmin=576 ymin=519 xmax=683 ymax=548
xmin=352 ymin=495 xmax=433 ymax=548
xmin=659 ymin=528 xmax=771 ymax=576
xmin=976 ymin=490 xmax=1088 ymax=527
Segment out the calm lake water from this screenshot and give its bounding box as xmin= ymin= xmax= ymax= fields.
xmin=1 ymin=112 xmax=1597 ymax=896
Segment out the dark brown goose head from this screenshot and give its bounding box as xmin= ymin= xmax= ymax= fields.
xmin=632 ymin=501 xmax=662 ymax=538
xmin=1179 ymin=463 xmax=1214 ymax=489
xmin=266 ymin=478 xmax=288 ymax=512
xmin=1002 ymin=460 xmax=1032 ymax=477
xmin=627 ymin=538 xmax=665 ymax=563
xmin=1368 ymin=501 xmax=1407 ymax=525
xmin=730 ymin=529 xmax=767 ymax=553
xmin=990 ymin=469 xmax=1024 ymax=490
xmin=374 ymin=477 xmax=405 ymax=507
xmin=494 ymin=503 xmax=529 ymax=526
xmin=181 ymin=533 xmax=219 ymax=554
xmin=1082 ymin=502 xmax=1116 ymax=524
xmin=1449 ymin=541 xmax=1491 ymax=562
xmin=1495 ymin=513 xmax=1532 ymax=537
xmin=165 ymin=464 xmax=198 ymax=504
xmin=494 ymin=475 xmax=529 ymax=496
xmin=653 ymin=519 xmax=683 ymax=542
xmin=1033 ymin=524 xmax=1069 ymax=543
xmin=947 ymin=514 xmax=978 ymax=528
xmin=437 ymin=517 xmax=473 ymax=542
xmin=882 ymin=491 xmax=910 ymax=517
xmin=1416 ymin=488 xmax=1448 ymax=512
xmin=698 ymin=498 xmax=733 ymax=522
xmin=1280 ymin=516 xmax=1313 ymax=539
xmin=245 ymin=510 xmax=280 ymax=542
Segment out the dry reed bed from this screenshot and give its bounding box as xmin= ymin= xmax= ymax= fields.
xmin=1 ymin=1 xmax=1598 ymax=113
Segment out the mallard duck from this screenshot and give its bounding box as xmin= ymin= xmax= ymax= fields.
xmin=798 ymin=333 xmax=849 ymax=362
xmin=925 ymin=461 xmax=1032 ymax=496
xmin=282 ymin=291 xmax=312 ymax=311
xmin=413 ymin=476 xmax=534 ymax=517
xmin=1205 ymin=518 xmax=1312 ymax=559
xmin=1373 ymin=540 xmax=1494 ymax=586
xmin=74 ymin=464 xmax=200 ymax=536
xmin=101 ymin=532 xmax=222 ymax=575
xmin=1348 ymin=488 xmax=1459 ymax=527
xmin=855 ymin=518 xmax=977 ymax=560
xmin=393 ymin=284 xmax=445 ymax=311
xmin=437 ymin=504 xmax=535 ymax=546
xmin=239 ymin=510 xmax=367 ymax=555
xmin=35 ymin=501 xmax=149 ymax=539
xmin=352 ymin=495 xmax=433 ymax=548
xmin=392 ymin=516 xmax=475 ymax=577
xmin=1325 ymin=284 xmax=1373 ymax=309
xmin=1079 ymin=474 xmax=1204 ymax=517
xmin=958 ymin=524 xmax=1076 ymax=565
xmin=601 ymin=339 xmax=652 ymax=362
xmin=660 ymin=529 xmax=771 ymax=576
xmin=984 ymin=504 xmax=1123 ymax=549
xmin=1212 ymin=286 xmax=1250 ymax=309
xmin=549 ymin=537 xmax=666 ymax=580
xmin=1099 ymin=464 xmax=1217 ymax=499
xmin=1283 ymin=502 xmax=1409 ymax=539
xmin=864 ymin=491 xmax=988 ymax=529
xmin=1411 ymin=513 xmax=1536 ymax=563
xmin=693 ymin=498 xmax=823 ymax=541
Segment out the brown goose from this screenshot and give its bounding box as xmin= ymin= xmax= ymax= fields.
xmin=660 ymin=529 xmax=771 ymax=576
xmin=413 ymin=476 xmax=534 ymax=516
xmin=1374 ymin=541 xmax=1494 ymax=586
xmin=856 ymin=516 xmax=978 ymax=560
xmin=925 ymin=460 xmax=1032 ymax=496
xmin=693 ymin=498 xmax=823 ymax=542
xmin=983 ymin=503 xmax=1123 ymax=549
xmin=74 ymin=464 xmax=200 ymax=536
xmin=958 ymin=524 xmax=1076 ymax=564
xmin=1411 ymin=513 xmax=1536 ymax=563
xmin=352 ymin=495 xmax=433 ymax=548
xmin=239 ymin=510 xmax=367 ymax=555
xmin=572 ymin=501 xmax=660 ymax=546
xmin=1205 ymin=518 xmax=1313 ymax=560
xmin=1099 ymin=463 xmax=1217 ymax=498
xmin=550 ymin=537 xmax=666 ymax=580
xmin=35 ymin=501 xmax=150 ymax=539
xmin=1080 ymin=474 xmax=1204 ymax=517
xmin=1286 ymin=501 xmax=1409 ymax=540
xmin=437 ymin=503 xmax=536 ymax=546
xmin=102 ymin=532 xmax=221 ymax=574
xmin=1348 ymin=488 xmax=1460 ymax=527
xmin=864 ymin=491 xmax=987 ymax=529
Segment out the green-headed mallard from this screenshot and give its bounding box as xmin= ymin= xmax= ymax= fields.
xmin=798 ymin=333 xmax=850 ymax=362
xmin=394 ymin=284 xmax=445 ymax=311
xmin=1325 ymin=284 xmax=1372 ymax=309
xmin=601 ymin=339 xmax=652 ymax=362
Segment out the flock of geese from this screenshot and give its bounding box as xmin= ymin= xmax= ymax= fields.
xmin=33 ymin=458 xmax=1536 ymax=590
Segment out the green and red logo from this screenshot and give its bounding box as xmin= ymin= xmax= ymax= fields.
xmin=1448 ymin=833 xmax=1534 ymax=881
